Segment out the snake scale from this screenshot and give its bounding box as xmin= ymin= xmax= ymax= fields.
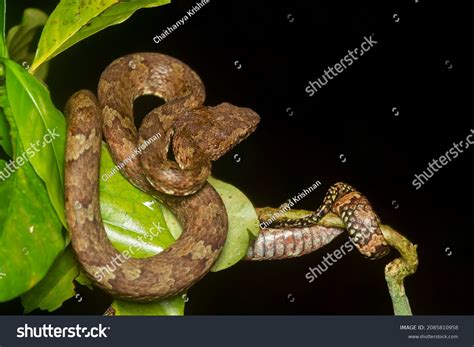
xmin=65 ymin=53 xmax=389 ymax=302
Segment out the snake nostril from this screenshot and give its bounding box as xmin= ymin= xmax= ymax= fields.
xmin=133 ymin=95 xmax=165 ymax=128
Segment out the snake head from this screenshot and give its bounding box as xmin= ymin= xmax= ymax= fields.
xmin=175 ymin=102 xmax=260 ymax=161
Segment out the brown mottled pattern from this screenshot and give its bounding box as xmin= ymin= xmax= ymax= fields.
xmin=65 ymin=53 xmax=389 ymax=301
xmin=251 ymin=182 xmax=389 ymax=260
xmin=97 ymin=53 xmax=259 ymax=196
xmin=65 ymin=53 xmax=260 ymax=301
xmin=332 ymin=192 xmax=390 ymax=259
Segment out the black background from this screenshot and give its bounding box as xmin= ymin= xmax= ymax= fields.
xmin=1 ymin=0 xmax=472 ymax=315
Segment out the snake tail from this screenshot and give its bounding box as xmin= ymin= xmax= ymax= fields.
xmin=254 ymin=182 xmax=390 ymax=260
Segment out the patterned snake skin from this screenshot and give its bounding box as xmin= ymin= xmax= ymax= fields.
xmin=65 ymin=53 xmax=389 ymax=302
xmin=249 ymin=183 xmax=390 ymax=260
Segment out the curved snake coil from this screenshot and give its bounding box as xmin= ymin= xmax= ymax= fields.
xmin=65 ymin=53 xmax=389 ymax=302
xmin=248 ymin=182 xmax=389 ymax=260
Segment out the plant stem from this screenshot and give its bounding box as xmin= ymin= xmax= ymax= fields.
xmin=257 ymin=208 xmax=418 ymax=315
xmin=379 ymin=225 xmax=418 ymax=315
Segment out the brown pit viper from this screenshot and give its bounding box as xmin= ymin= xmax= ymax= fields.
xmin=65 ymin=53 xmax=389 ymax=302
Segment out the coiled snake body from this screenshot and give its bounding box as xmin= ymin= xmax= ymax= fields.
xmin=65 ymin=53 xmax=389 ymax=302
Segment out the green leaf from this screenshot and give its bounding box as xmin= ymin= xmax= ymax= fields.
xmin=21 ymin=248 xmax=79 ymax=313
xmin=99 ymin=143 xmax=184 ymax=314
xmin=11 ymin=143 xmax=258 ymax=311
xmin=75 ymin=270 xmax=93 ymax=290
xmin=0 ymin=80 xmax=13 ymax=157
xmin=100 ymin=143 xmax=176 ymax=256
xmin=208 ymin=177 xmax=259 ymax=272
xmin=161 ymin=203 xmax=183 ymax=240
xmin=2 ymin=59 xmax=67 ymax=227
xmin=111 ymin=175 xmax=260 ymax=314
xmin=112 ymin=296 xmax=185 ymax=316
xmin=0 ymin=2 xmax=9 ymax=155
xmin=0 ymin=0 xmax=8 ymax=58
xmin=161 ymin=176 xmax=260 ymax=272
xmin=6 ymin=9 xmax=48 ymax=58
xmin=6 ymin=8 xmax=49 ymax=80
xmin=31 ymin=0 xmax=170 ymax=73
xmin=0 ymin=88 xmax=65 ymax=302
xmin=0 ymin=109 xmax=11 ymax=155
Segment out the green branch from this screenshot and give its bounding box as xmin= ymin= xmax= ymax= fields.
xmin=257 ymin=208 xmax=419 ymax=315
xmin=379 ymin=225 xmax=418 ymax=315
